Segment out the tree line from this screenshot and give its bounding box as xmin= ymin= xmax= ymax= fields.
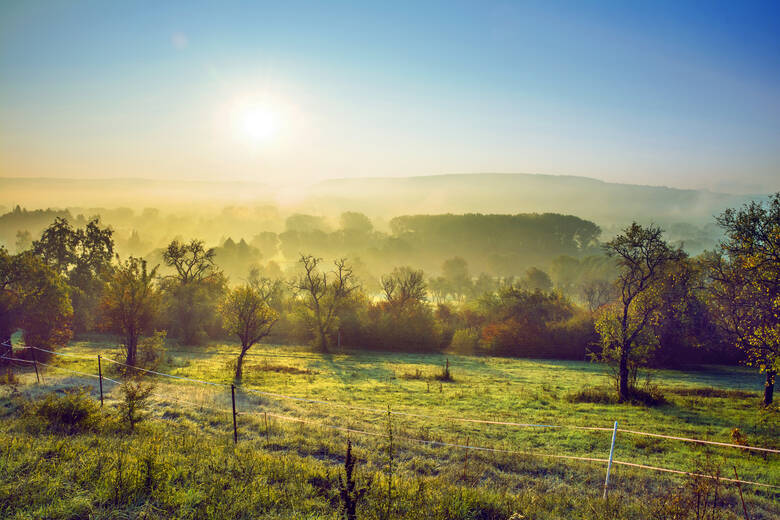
xmin=1 ymin=195 xmax=778 ymax=405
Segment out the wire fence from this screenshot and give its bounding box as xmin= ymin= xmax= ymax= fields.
xmin=2 ymin=344 xmax=778 ymax=495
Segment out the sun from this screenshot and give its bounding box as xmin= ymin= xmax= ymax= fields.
xmin=238 ymin=106 xmax=277 ymax=142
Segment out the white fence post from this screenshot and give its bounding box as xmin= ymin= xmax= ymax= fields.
xmin=603 ymin=420 xmax=618 ymax=499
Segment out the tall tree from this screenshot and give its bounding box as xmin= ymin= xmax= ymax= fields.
xmin=291 ymin=255 xmax=359 ymax=351
xmin=598 ymin=223 xmax=685 ymax=401
xmin=102 ymin=256 xmax=159 ymax=367
xmin=161 ymin=239 xmax=225 ymax=344
xmin=220 ymin=284 xmax=279 ymax=382
xmin=708 ymin=194 xmax=780 ymax=405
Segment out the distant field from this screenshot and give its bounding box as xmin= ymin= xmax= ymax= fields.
xmin=1 ymin=337 xmax=778 ymax=519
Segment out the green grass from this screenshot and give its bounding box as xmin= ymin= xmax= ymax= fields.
xmin=1 ymin=335 xmax=778 ymax=519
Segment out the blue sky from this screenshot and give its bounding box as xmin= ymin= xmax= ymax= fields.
xmin=1 ymin=0 xmax=778 ymax=192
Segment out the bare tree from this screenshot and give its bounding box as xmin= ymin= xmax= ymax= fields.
xmin=580 ymin=278 xmax=616 ymax=312
xmin=291 ymin=255 xmax=359 ymax=351
xmin=381 ymin=266 xmax=427 ymax=312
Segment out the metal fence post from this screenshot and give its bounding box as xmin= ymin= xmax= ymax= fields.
xmin=603 ymin=420 xmax=618 ymax=499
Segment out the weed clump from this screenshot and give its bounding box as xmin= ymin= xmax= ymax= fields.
xmin=337 ymin=439 xmax=369 ymax=520
xmin=435 ymin=358 xmax=454 ymax=382
xmin=399 ymin=368 xmax=425 ymax=380
xmin=31 ymin=388 xmax=101 ymax=434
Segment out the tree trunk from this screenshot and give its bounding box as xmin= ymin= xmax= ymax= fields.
xmin=318 ymin=326 xmax=329 ymax=353
xmin=126 ymin=332 xmax=137 ymax=368
xmin=764 ymin=370 xmax=775 ymax=406
xmin=235 ymin=346 xmax=248 ymax=382
xmin=618 ymin=347 xmax=629 ymax=402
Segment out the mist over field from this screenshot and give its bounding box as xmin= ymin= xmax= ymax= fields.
xmin=2 ymin=1 xmax=779 ymax=519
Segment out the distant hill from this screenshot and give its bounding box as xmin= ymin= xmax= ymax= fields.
xmin=302 ymin=173 xmax=764 ymax=226
xmin=0 ymin=177 xmax=273 ymax=209
xmin=0 ymin=174 xmax=765 ymax=227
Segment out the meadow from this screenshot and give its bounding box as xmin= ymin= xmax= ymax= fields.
xmin=1 ymin=337 xmax=778 ymax=519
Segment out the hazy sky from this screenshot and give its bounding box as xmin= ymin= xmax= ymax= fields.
xmin=1 ymin=1 xmax=779 ymax=193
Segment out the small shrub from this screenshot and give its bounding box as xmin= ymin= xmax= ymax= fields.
xmin=566 ymin=386 xmax=618 ymax=404
xmin=628 ymin=384 xmax=668 ymax=406
xmin=0 ymin=367 xmax=19 ymax=386
xmin=730 ymin=428 xmax=748 ymax=446
xmin=31 ymin=388 xmax=101 ymax=434
xmin=118 ymin=378 xmax=155 ymax=431
xmin=112 ymin=331 xmax=167 ymax=376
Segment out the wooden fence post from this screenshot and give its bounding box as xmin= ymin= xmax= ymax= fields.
xmin=231 ymin=384 xmax=238 ymax=444
xmin=33 ymin=356 xmax=41 ymax=384
xmin=98 ymin=355 xmax=104 ymax=407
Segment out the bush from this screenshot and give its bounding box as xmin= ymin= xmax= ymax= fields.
xmin=31 ymin=389 xmax=101 ymax=433
xmin=136 ymin=331 xmax=167 ymax=371
xmin=567 ymin=384 xmax=667 ymax=407
xmin=450 ymin=328 xmax=480 ymax=354
xmin=0 ymin=367 xmax=19 ymax=386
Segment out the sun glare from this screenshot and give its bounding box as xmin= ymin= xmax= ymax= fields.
xmin=238 ymin=106 xmax=277 ymax=142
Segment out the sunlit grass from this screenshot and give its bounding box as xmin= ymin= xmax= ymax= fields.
xmin=2 ymin=335 xmax=777 ymax=519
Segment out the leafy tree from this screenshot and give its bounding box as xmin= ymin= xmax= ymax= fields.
xmin=340 ymin=211 xmax=373 ymax=234
xmin=597 ymin=223 xmax=685 ymax=401
xmin=0 ymin=249 xmax=73 ymax=362
xmin=32 ymin=217 xmax=114 ymax=333
xmin=479 ymin=285 xmax=580 ymax=358
xmin=250 ymin=231 xmax=280 ymax=258
xmin=708 ymin=194 xmax=780 ymax=405
xmin=520 ymin=267 xmax=553 ymax=292
xmin=161 ymin=239 xmax=225 ymax=345
xmin=214 ymin=237 xmax=262 ymax=280
xmin=291 ymin=255 xmax=359 ymax=351
xmin=441 ymin=257 xmax=471 ymax=301
xmin=14 ymin=230 xmax=31 ymax=252
xmin=32 ymin=217 xmax=78 ymax=274
xmin=220 ymin=284 xmax=279 ymax=382
xmin=102 ymin=256 xmax=159 ymax=367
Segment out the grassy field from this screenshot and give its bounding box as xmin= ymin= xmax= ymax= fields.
xmin=1 ymin=336 xmax=778 ymax=519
